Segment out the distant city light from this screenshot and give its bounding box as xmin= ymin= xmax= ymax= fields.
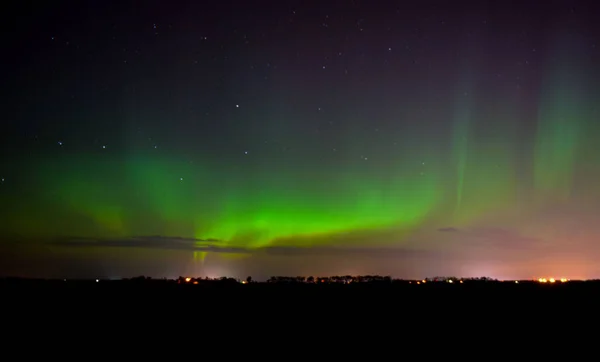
xmin=537 ymin=277 xmax=569 ymax=284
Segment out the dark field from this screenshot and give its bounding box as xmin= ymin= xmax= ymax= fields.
xmin=3 ymin=277 xmax=599 ymax=303
xmin=2 ymin=278 xmax=596 ymax=333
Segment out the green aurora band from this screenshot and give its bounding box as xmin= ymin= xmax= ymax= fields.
xmin=13 ymin=153 xmax=440 ymax=249
xmin=2 ymin=30 xmax=599 ymax=266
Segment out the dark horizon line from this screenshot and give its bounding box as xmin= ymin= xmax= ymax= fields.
xmin=0 ymin=276 xmax=584 ymax=283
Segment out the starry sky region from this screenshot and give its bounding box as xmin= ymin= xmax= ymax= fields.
xmin=2 ymin=0 xmax=600 ymax=279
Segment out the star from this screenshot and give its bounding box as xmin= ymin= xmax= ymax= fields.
xmin=58 ymin=141 xmax=63 ymax=146
xmin=244 ymin=151 xmax=248 ymax=154
xmin=102 ymin=145 xmax=106 ymax=149
xmin=180 ymin=177 xmax=184 ymax=181
xmin=236 ymin=104 xmax=239 ymax=108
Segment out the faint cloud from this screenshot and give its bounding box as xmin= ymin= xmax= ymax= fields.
xmin=52 ymin=235 xmax=242 ymax=252
xmin=51 ymin=235 xmax=446 ymax=258
xmin=462 ymin=227 xmax=541 ymax=250
xmin=437 ymin=227 xmax=459 ymax=232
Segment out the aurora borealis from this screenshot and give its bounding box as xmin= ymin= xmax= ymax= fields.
xmin=2 ymin=0 xmax=600 ymax=279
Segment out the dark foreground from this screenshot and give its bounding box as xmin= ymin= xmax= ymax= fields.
xmin=2 ymin=278 xmax=592 ymax=352
xmin=2 ymin=278 xmax=597 ymax=336
xmin=3 ymin=277 xmax=599 ymax=303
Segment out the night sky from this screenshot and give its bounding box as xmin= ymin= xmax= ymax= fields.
xmin=2 ymin=0 xmax=600 ymax=280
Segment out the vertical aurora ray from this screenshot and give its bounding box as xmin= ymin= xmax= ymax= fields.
xmin=456 ymin=104 xmax=520 ymax=224
xmin=450 ymin=26 xmax=481 ymax=222
xmin=450 ymin=49 xmax=520 ymax=225
xmin=193 ymin=250 xmax=207 ymax=267
xmin=534 ymin=31 xmax=591 ymax=204
xmin=450 ymin=87 xmax=522 ymax=226
xmin=451 ymin=58 xmax=477 ymax=222
xmin=452 ymin=103 xmax=470 ymax=217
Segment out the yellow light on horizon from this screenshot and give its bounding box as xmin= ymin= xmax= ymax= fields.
xmin=185 ymin=277 xmax=191 ymax=282
xmin=537 ymin=277 xmax=571 ymax=283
